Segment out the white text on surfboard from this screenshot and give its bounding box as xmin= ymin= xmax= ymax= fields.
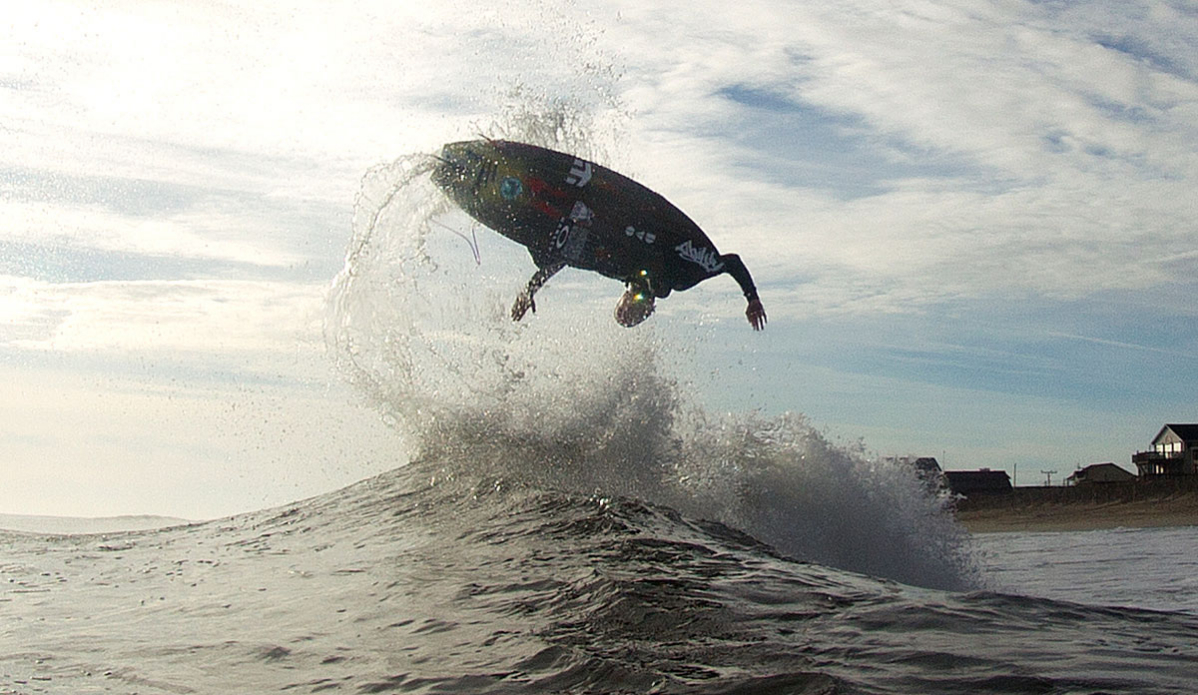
xmin=566 ymin=159 xmax=592 ymax=187
xmin=674 ymin=240 xmax=724 ymax=273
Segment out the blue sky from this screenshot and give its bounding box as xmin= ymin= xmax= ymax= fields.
xmin=3 ymin=0 xmax=1197 ymax=517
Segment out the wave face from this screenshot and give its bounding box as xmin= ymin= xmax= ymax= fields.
xmin=326 ymin=108 xmax=975 ymax=593
xmin=5 ymin=462 xmax=1197 ymax=694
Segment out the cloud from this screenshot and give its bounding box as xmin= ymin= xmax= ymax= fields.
xmin=7 ymin=0 xmax=1195 ymax=312
xmin=1 ymin=198 xmax=307 ymax=272
xmin=4 ymin=0 xmax=1193 ymax=332
xmin=588 ymin=0 xmax=1198 ymax=320
xmin=1 ymin=276 xmax=326 ymax=356
xmin=2 ymin=0 xmax=1197 ymax=514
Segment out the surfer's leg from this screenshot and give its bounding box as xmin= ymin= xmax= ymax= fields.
xmin=513 ymin=261 xmax=565 ymax=321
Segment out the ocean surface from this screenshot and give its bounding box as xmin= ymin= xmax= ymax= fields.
xmin=4 ymin=468 xmax=1197 ymax=695
xmin=5 ymin=120 xmax=1196 ymax=694
xmin=974 ymin=526 xmax=1198 ymax=617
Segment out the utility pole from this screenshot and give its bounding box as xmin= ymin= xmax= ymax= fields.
xmin=1041 ymin=469 xmax=1058 ymax=486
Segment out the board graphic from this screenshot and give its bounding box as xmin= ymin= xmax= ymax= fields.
xmin=431 ymin=139 xmax=725 ymax=295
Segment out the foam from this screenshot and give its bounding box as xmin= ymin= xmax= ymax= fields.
xmin=325 ymin=109 xmax=977 ymax=590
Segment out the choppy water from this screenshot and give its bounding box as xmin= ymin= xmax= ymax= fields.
xmin=4 ymin=464 xmax=1197 ymax=694
xmin=5 ymin=114 xmax=1196 ymax=694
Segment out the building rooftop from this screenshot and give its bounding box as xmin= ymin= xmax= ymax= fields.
xmin=1160 ymin=424 xmax=1198 ymax=441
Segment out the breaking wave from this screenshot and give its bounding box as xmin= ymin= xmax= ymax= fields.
xmin=326 ymin=107 xmax=976 ymax=591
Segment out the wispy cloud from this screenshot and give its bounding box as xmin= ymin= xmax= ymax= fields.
xmin=2 ymin=0 xmax=1196 ymax=514
xmin=5 ymin=0 xmax=1191 ymax=358
xmin=1048 ymin=331 xmax=1198 ymax=361
xmin=1 ymin=276 xmax=326 ymax=355
xmin=595 ymin=0 xmax=1197 ymax=318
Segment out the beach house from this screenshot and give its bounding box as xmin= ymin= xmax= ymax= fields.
xmin=943 ymin=469 xmax=1012 ymax=496
xmin=1065 ymin=462 xmax=1136 ymax=485
xmin=1132 ymin=424 xmax=1198 ymax=477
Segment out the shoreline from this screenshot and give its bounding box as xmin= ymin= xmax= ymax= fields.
xmin=957 ymin=494 xmax=1198 ymax=534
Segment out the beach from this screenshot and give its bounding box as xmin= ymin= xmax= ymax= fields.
xmin=958 ymin=493 xmax=1198 ymax=533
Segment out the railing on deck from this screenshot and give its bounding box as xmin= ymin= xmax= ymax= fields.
xmin=1132 ymin=450 xmax=1182 ymax=463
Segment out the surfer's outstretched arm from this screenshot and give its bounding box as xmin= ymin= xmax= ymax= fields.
xmin=512 ymin=261 xmax=566 ymax=321
xmin=720 ymin=254 xmax=767 ymax=331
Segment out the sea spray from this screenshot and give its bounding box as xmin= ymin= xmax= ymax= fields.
xmin=327 ymin=112 xmax=977 ymax=590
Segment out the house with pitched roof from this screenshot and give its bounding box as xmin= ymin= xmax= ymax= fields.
xmin=1132 ymin=424 xmax=1198 ymax=477
xmin=943 ymin=469 xmax=1012 ymax=496
xmin=1066 ymin=462 xmax=1136 ymax=486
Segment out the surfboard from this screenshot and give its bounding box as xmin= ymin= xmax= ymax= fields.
xmin=431 ymin=139 xmax=725 ymax=295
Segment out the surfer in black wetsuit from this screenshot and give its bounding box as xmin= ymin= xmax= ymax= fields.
xmin=512 ymin=250 xmax=766 ymax=330
xmin=431 ymin=139 xmax=768 ymax=331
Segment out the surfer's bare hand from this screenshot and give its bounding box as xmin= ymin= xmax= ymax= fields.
xmin=512 ymin=292 xmax=536 ymax=321
xmin=746 ymin=298 xmax=767 ymax=331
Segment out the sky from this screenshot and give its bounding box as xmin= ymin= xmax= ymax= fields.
xmin=3 ymin=0 xmax=1197 ymax=518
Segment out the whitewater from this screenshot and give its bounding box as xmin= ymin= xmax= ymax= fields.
xmin=4 ymin=117 xmax=1196 ymax=693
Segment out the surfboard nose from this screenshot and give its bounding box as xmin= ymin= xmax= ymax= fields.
xmin=430 ymin=143 xmax=469 ymax=189
xmin=430 ymin=141 xmax=492 ymax=196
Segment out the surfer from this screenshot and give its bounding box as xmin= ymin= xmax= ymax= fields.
xmin=510 ymin=252 xmax=766 ymax=330
xmin=431 ymin=139 xmax=767 ymax=330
